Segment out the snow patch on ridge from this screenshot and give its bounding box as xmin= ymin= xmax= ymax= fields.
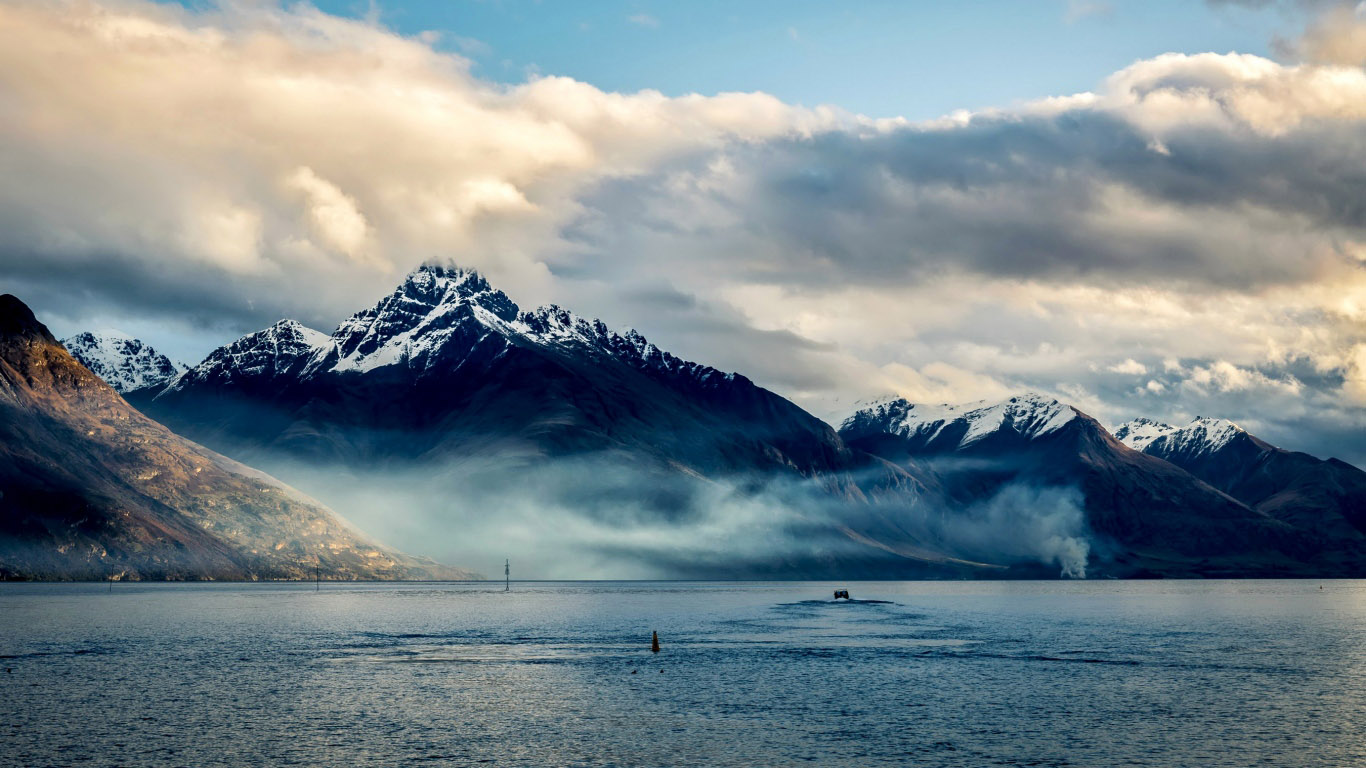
xmin=162 ymin=319 xmax=329 ymax=394
xmin=324 ymin=265 xmax=518 ymax=375
xmin=1175 ymin=417 xmax=1246 ymax=453
xmin=1113 ymin=417 xmax=1176 ymax=451
xmin=62 ymin=330 xmax=187 ymax=393
xmin=309 ymin=265 xmax=739 ymax=385
xmin=165 ymin=263 xmax=746 ymax=393
xmin=844 ymin=392 xmax=1077 ymax=448
xmin=1122 ymin=416 xmax=1247 ymax=458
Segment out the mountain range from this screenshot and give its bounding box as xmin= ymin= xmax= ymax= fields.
xmin=0 ymin=294 xmax=473 ymax=581
xmin=842 ymin=396 xmax=1366 ymax=577
xmin=134 ymin=266 xmax=856 ymax=479
xmin=126 ymin=266 xmax=938 ymax=577
xmin=6 ymin=263 xmax=1365 ymax=579
xmin=1115 ymin=416 xmax=1366 ymax=560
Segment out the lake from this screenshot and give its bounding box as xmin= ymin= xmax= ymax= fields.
xmin=2 ymin=580 xmax=1363 ymax=767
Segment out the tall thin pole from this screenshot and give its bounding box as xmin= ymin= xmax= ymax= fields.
xmin=315 ymin=565 xmax=320 ymax=592
xmin=505 ymin=559 xmax=510 ymax=592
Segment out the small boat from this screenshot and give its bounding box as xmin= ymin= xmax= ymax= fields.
xmin=833 ymin=589 xmax=850 ymax=600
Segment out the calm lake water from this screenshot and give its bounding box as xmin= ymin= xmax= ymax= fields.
xmin=2 ymin=580 xmax=1364 ymax=767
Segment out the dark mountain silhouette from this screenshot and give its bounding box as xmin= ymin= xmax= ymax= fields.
xmin=1117 ymin=417 xmax=1366 ymax=569
xmin=116 ymin=266 xmax=1366 ymax=578
xmin=841 ymin=395 xmax=1360 ymax=577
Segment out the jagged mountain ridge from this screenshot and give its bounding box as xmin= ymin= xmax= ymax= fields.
xmin=139 ymin=265 xmax=855 ymax=476
xmin=62 ymin=331 xmax=185 ymax=393
xmin=123 ymin=264 xmax=1366 ymax=578
xmin=1116 ymin=415 xmax=1366 ymax=544
xmin=129 ymin=266 xmax=1013 ymax=578
xmin=839 ymin=393 xmax=1359 ymax=577
xmin=1115 ymin=416 xmax=1247 ymax=459
xmin=1110 ymin=417 xmax=1174 ymax=452
xmin=840 ymin=393 xmax=1080 ymax=454
xmin=0 ymin=294 xmax=473 ymax=581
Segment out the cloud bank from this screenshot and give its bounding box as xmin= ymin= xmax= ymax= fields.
xmin=2 ymin=0 xmax=1365 ymax=464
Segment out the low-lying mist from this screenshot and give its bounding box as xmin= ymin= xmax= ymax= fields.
xmin=260 ymin=451 xmax=1096 ymax=580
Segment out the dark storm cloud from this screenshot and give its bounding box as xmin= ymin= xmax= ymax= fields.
xmin=558 ymin=280 xmax=849 ymax=394
xmin=574 ymin=110 xmax=1366 ymax=293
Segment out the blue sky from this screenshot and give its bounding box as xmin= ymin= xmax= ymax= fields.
xmin=177 ymin=0 xmax=1292 ymax=120
xmin=323 ymin=0 xmax=1287 ymax=118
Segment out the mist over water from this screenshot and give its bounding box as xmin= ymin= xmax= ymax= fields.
xmin=4 ymin=580 xmax=1365 ymax=767
xmin=261 ymin=452 xmax=1096 ymax=578
xmin=267 ymin=453 xmax=869 ymax=578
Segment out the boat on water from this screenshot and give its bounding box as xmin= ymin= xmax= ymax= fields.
xmin=833 ymin=589 xmax=850 ymax=600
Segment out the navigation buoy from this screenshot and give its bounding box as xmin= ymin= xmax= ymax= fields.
xmin=651 ymin=630 xmax=660 ymax=653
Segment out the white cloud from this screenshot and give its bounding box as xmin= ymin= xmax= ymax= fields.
xmin=1183 ymin=360 xmax=1303 ymax=395
xmin=0 ymin=0 xmax=851 ymax=319
xmin=285 ymin=167 xmax=372 ymax=264
xmin=1107 ymin=358 xmax=1147 ymax=375
xmin=1343 ymin=344 xmax=1366 ymax=404
xmin=3 ymin=0 xmax=1366 ymax=464
xmin=1288 ymin=4 xmax=1366 ymax=66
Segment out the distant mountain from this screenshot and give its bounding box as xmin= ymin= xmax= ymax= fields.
xmin=61 ymin=331 xmax=185 ymax=393
xmin=840 ymin=394 xmax=1342 ymax=577
xmin=841 ymin=394 xmax=1081 ymax=456
xmin=127 ymin=266 xmax=1366 ymax=578
xmin=128 ymin=265 xmax=1001 ymax=578
xmin=0 ymin=294 xmax=474 ymax=581
xmin=1110 ymin=416 xmax=1173 ymax=452
xmin=140 ymin=265 xmax=853 ymax=476
xmin=1116 ymin=416 xmax=1366 ymax=553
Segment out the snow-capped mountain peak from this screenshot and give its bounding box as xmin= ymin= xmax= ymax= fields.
xmin=1113 ymin=417 xmax=1176 ymax=451
xmin=842 ymin=392 xmax=1077 ymax=449
xmin=1116 ymin=415 xmax=1250 ymax=458
xmin=61 ymin=330 xmax=186 ymax=393
xmin=156 ymin=263 xmax=746 ymax=395
xmin=516 ymin=304 xmax=610 ymax=346
xmin=1157 ymin=417 xmax=1247 ymax=456
xmin=511 ymin=304 xmax=733 ymax=384
xmin=324 ymin=264 xmax=519 ymax=374
xmin=162 ymin=319 xmax=328 ymax=394
xmin=289 ymin=264 xmax=739 ymax=386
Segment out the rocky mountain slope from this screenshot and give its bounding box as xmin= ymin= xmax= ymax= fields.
xmin=0 ymin=294 xmax=473 ymax=581
xmin=118 ymin=264 xmax=1366 ymax=578
xmin=127 ymin=266 xmax=992 ymax=577
xmin=62 ymin=331 xmax=185 ymax=393
xmin=1116 ymin=416 xmax=1366 ymax=549
xmin=840 ymin=394 xmax=1356 ymax=577
xmin=137 ymin=265 xmax=854 ymax=476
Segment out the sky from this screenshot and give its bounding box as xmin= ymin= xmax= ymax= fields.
xmin=2 ymin=0 xmax=1366 ymax=465
xmin=301 ymin=0 xmax=1290 ymax=120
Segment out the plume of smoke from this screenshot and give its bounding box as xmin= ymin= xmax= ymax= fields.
xmin=934 ymin=484 xmax=1091 ymax=578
